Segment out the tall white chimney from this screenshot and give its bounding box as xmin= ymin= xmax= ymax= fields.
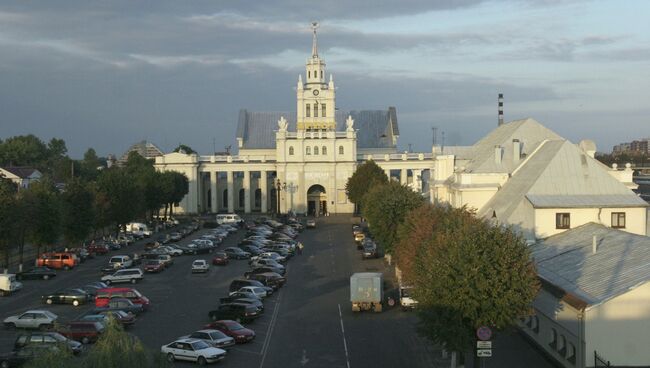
xmin=495 ymin=145 xmax=502 ymax=164
xmin=513 ymin=139 xmax=521 ymax=162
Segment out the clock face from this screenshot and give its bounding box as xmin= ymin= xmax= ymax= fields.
xmin=313 ymin=89 xmax=319 ymax=96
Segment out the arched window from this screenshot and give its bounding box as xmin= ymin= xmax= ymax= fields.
xmin=254 ymin=189 xmax=261 ymax=208
xmin=238 ymin=189 xmax=245 ymax=209
xmin=308 ymin=71 xmax=311 ymax=78
xmin=222 ymin=190 xmax=228 ymax=209
xmin=558 ymin=335 xmax=566 ymax=356
xmin=322 ymin=146 xmax=327 ymax=155
xmin=306 ymin=146 xmax=311 ymax=155
xmin=289 ymin=146 xmax=294 ymax=155
xmin=567 ymin=343 xmax=576 ymax=364
xmin=306 ymin=104 xmax=311 ymax=117
xmin=549 ymin=328 xmax=558 ymax=349
xmin=314 ymin=103 xmax=319 ymax=117
xmin=314 ymin=146 xmax=319 ymax=155
xmin=322 ymin=104 xmax=326 ymax=117
xmin=339 ymin=146 xmax=344 ymax=155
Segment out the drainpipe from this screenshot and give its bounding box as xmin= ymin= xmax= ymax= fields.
xmin=578 ymin=309 xmax=585 ymax=368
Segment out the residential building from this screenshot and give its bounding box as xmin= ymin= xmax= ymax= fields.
xmin=0 ymin=167 xmax=42 ymax=189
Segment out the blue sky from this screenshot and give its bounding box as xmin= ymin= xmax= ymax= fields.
xmin=0 ymin=0 xmax=648 ymax=157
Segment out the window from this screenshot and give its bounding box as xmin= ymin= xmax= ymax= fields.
xmin=314 ymin=103 xmax=318 ymax=117
xmin=322 ymin=146 xmax=327 ymax=155
xmin=611 ymin=212 xmax=626 ymax=228
xmin=322 ymin=104 xmax=326 ymax=117
xmin=567 ymin=343 xmax=576 ymax=364
xmin=314 ymin=146 xmax=319 ymax=155
xmin=320 ymin=70 xmax=323 ymax=79
xmin=306 ymin=104 xmax=310 ymax=117
xmin=556 ymin=213 xmax=570 ymax=229
xmin=308 ymin=71 xmax=310 ymax=78
xmin=339 ymin=146 xmax=344 ymax=155
xmin=238 ymin=189 xmax=245 ymax=208
xmin=306 ymin=147 xmax=311 ymax=155
xmin=289 ymin=146 xmax=294 ymax=155
xmin=558 ymin=335 xmax=566 ymax=356
xmin=549 ymin=328 xmax=557 ymax=349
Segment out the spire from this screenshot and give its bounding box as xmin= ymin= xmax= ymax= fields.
xmin=311 ymin=21 xmax=319 ymax=57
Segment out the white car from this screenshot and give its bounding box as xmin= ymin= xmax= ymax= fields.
xmin=191 ymin=260 xmax=209 ymax=273
xmin=193 ymin=239 xmax=214 ymax=248
xmin=108 ymin=255 xmax=133 ymax=269
xmin=179 ymin=329 xmax=235 ymax=349
xmin=306 ymin=219 xmax=316 ymax=228
xmin=237 ymin=286 xmax=267 ymax=299
xmin=3 ymin=310 xmax=58 ymax=330
xmin=160 ymin=246 xmax=183 ymax=256
xmin=161 ymin=338 xmax=226 ymax=365
xmin=101 ymin=268 xmax=143 ymax=285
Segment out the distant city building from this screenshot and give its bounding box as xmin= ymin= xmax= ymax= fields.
xmin=612 ymin=138 xmax=649 ymax=155
xmin=118 ymin=141 xmax=164 ymax=165
xmin=0 ymin=167 xmax=42 ymax=189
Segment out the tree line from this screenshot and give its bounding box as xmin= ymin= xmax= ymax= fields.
xmin=346 ymin=160 xmax=539 ymax=367
xmin=0 ymin=135 xmax=189 ymax=271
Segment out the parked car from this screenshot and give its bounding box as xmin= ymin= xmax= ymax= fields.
xmin=245 ymin=266 xmax=285 ymax=278
xmin=76 ymin=314 xmax=109 ymax=329
xmin=238 ymin=245 xmax=264 ymax=256
xmin=223 ymin=247 xmax=250 ymax=260
xmin=84 ymin=310 xmax=136 ymax=328
xmin=36 ymin=252 xmax=78 ymax=270
xmin=86 ymin=243 xmax=110 ymax=255
xmin=0 ymin=345 xmax=61 ymax=368
xmin=16 ymin=267 xmax=56 ymax=281
xmin=78 ymin=284 xmax=102 ymax=299
xmin=92 ymin=298 xmax=144 ymax=315
xmin=207 ymin=303 xmax=260 ymax=323
xmin=232 ymin=286 xmax=268 ymax=299
xmin=228 ymin=279 xmax=266 ymax=294
xmin=95 ymin=287 xmax=150 ymax=309
xmin=362 ymin=244 xmax=379 ymax=259
xmin=159 ymin=246 xmax=183 ymax=256
xmin=101 ymin=268 xmax=143 ymax=285
xmin=218 ymin=296 xmax=264 ymax=312
xmin=248 ymin=272 xmax=286 ymax=289
xmin=161 ymin=338 xmax=226 ymax=365
xmin=144 ymin=259 xmax=165 ymax=273
xmin=212 ymin=252 xmax=229 ymax=266
xmin=191 ymin=260 xmax=210 ymax=274
xmin=42 ymin=288 xmax=89 ymax=307
xmin=14 ymin=332 xmax=83 ymax=355
xmin=203 ymin=320 xmax=255 ymax=344
xmin=179 ymin=329 xmax=235 ymax=350
xmin=108 ymin=255 xmax=133 ymax=269
xmin=249 ymin=258 xmax=285 ymax=271
xmin=3 ymin=310 xmax=58 ymax=330
xmin=57 ymin=321 xmax=104 ymax=344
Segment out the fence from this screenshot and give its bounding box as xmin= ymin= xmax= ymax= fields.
xmin=594 ymin=351 xmax=611 ymax=367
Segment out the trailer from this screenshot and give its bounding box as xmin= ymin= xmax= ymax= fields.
xmin=350 ymin=272 xmax=383 ymax=312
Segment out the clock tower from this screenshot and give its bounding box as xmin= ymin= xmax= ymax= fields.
xmin=296 ymin=22 xmax=336 ymax=131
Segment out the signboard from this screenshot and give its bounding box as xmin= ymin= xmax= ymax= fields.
xmin=476 ymin=326 xmax=492 ymax=341
xmin=477 ymin=341 xmax=492 ymax=349
xmin=477 ymin=349 xmax=492 ymax=358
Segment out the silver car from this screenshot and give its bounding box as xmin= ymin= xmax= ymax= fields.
xmin=180 ymin=329 xmax=235 ymax=349
xmin=3 ymin=310 xmax=58 ymax=330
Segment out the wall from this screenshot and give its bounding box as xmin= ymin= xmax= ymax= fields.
xmin=534 ymin=207 xmax=647 ymax=238
xmin=585 ymin=281 xmax=650 ymax=367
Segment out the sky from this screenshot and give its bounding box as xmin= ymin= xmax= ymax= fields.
xmin=0 ymin=0 xmax=648 ymax=158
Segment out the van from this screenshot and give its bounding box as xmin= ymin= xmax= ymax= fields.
xmin=108 ymin=255 xmax=133 ymax=269
xmin=36 ymin=252 xmax=79 ymax=270
xmin=94 ymin=287 xmax=150 ymax=309
xmin=126 ymin=222 xmax=152 ymax=237
xmin=216 ymin=214 xmax=243 ymax=225
xmin=0 ymin=274 xmax=23 ymax=296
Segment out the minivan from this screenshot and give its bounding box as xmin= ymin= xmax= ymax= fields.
xmin=36 ymin=252 xmax=78 ymax=270
xmin=216 ymin=214 xmax=242 ymax=225
xmin=108 ymin=255 xmax=133 ymax=269
xmin=94 ymin=287 xmax=150 ymax=309
xmin=229 ymin=279 xmax=265 ymax=294
xmin=100 ymin=268 xmax=143 ymax=285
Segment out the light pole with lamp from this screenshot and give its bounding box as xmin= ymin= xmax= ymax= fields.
xmin=275 ymin=178 xmax=286 ymax=216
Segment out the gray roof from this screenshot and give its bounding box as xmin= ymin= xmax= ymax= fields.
xmin=527 ymin=194 xmax=648 ymax=208
xmin=0 ymin=167 xmax=40 ymax=179
xmin=236 ymin=108 xmax=398 ymax=150
xmin=532 ymin=222 xmax=650 ymax=308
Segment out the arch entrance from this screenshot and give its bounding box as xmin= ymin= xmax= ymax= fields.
xmin=307 ymin=184 xmax=327 ymax=216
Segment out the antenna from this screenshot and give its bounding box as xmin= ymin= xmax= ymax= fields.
xmin=498 ymin=93 xmax=504 ymax=126
xmin=408 ymin=143 xmax=412 ymax=152
xmin=432 ymin=127 xmax=438 ymax=146
xmin=441 ymin=131 xmax=445 ymax=153
xmin=212 ymin=138 xmax=216 ymax=155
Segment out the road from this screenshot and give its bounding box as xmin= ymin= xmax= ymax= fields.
xmin=0 ymin=215 xmax=558 ymax=368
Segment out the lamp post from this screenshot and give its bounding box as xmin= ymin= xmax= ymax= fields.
xmin=275 ymin=178 xmax=286 ymax=216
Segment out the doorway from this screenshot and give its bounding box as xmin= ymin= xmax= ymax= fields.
xmin=307 ymin=184 xmax=327 ymax=216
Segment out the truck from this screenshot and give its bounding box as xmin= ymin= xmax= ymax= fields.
xmin=395 ymin=266 xmax=418 ymax=310
xmin=0 ymin=274 xmax=23 ymax=296
xmin=350 ymin=272 xmax=383 ymax=312
xmin=126 ymin=222 xmax=152 ymax=237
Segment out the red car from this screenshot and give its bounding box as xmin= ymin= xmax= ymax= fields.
xmin=212 ymin=252 xmax=229 ymax=266
xmin=86 ymin=244 xmax=109 ymax=255
xmin=143 ymin=259 xmax=165 ymax=273
xmin=58 ymin=321 xmax=104 ymax=344
xmin=203 ymin=320 xmax=255 ymax=344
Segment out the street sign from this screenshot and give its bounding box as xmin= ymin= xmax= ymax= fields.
xmin=477 ymin=349 xmax=492 ymax=358
xmin=476 ymin=326 xmax=492 ymax=341
xmin=477 ymin=341 xmax=492 ymax=349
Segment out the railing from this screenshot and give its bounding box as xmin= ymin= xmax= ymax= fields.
xmin=594 ymin=351 xmax=611 ymax=367
xmin=198 ymin=155 xmax=276 ymax=163
xmin=358 ymin=153 xmax=434 ymax=161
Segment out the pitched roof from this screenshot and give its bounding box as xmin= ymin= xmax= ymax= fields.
xmin=0 ymin=167 xmax=40 ymax=179
xmin=236 ymin=108 xmax=398 ymax=150
xmin=531 ymin=222 xmax=650 ymax=308
xmin=119 ymin=141 xmax=164 ymax=162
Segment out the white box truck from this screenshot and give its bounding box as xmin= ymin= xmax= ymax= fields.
xmin=0 ymin=274 xmax=23 ymax=296
xmin=350 ymin=272 xmax=383 ymax=312
xmin=126 ymin=222 xmax=152 ymax=237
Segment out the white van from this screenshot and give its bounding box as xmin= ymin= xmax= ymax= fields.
xmin=216 ymin=214 xmax=242 ymax=225
xmin=126 ymin=222 xmax=152 ymax=237
xmin=108 ymin=255 xmax=133 ymax=269
xmin=0 ymin=274 xmax=23 ymax=296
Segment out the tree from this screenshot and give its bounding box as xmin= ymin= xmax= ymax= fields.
xmin=22 ymin=178 xmax=61 ymax=262
xmin=61 ymin=179 xmax=95 ymax=246
xmin=124 ymin=151 xmax=164 ymax=220
xmin=173 ymin=144 xmax=196 ymax=154
xmin=97 ymin=168 xmax=142 ymax=234
xmin=345 ymin=160 xmax=388 ymax=212
xmin=0 ymin=177 xmax=18 ymax=270
xmin=159 ymin=171 xmax=189 ymax=220
xmin=80 ymin=148 xmax=103 ymax=180
xmin=400 ymin=205 xmax=539 ymax=365
xmin=362 ymin=181 xmax=424 ymax=254
xmin=0 ymin=134 xmax=49 ymax=167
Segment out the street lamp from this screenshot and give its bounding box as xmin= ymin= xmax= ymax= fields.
xmin=275 ymin=179 xmax=286 ymax=216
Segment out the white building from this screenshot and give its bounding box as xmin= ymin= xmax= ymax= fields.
xmin=155 ymin=24 xmax=433 ymax=215
xmin=521 ymin=223 xmax=650 ymax=368
xmin=0 ymin=167 xmax=42 ymax=189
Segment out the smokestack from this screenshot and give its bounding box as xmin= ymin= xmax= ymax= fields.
xmin=513 ymin=139 xmax=521 ymax=162
xmin=592 ymin=235 xmax=597 ymax=254
xmin=498 ymin=93 xmax=504 ymax=126
xmin=495 ymin=145 xmax=502 ymax=164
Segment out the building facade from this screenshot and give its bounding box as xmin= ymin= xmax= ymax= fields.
xmin=154 ymin=25 xmax=433 ymax=215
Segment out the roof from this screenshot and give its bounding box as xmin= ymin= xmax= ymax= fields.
xmin=531 ymin=222 xmax=650 ymax=308
xmin=0 ymin=167 xmax=41 ymax=179
xmin=527 ymin=194 xmax=648 ymax=208
xmin=236 ymin=108 xmax=398 ymax=150
xmin=119 ymin=141 xmax=164 ymax=162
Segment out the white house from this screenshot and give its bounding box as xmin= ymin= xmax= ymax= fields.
xmin=0 ymin=167 xmax=42 ymax=189
xmin=521 ymin=223 xmax=650 ymax=368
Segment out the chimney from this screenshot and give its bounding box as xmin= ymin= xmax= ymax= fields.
xmin=592 ymin=235 xmax=597 ymax=254
xmin=498 ymin=93 xmax=504 ymax=126
xmin=513 ymin=139 xmax=521 ymax=162
xmin=495 ymin=145 xmax=502 ymax=164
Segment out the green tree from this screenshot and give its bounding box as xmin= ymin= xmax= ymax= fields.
xmin=401 ymin=205 xmax=539 ymax=364
xmin=97 ymin=168 xmax=142 ymax=234
xmin=61 ymin=179 xmax=95 ymax=246
xmin=124 ymin=151 xmax=164 ymax=220
xmin=345 ymin=160 xmax=388 ymax=212
xmin=159 ymin=171 xmax=189 ymax=220
xmin=80 ymin=148 xmax=103 ymax=180
xmin=0 ymin=134 xmax=49 ymax=167
xmin=22 ymin=178 xmax=61 ymax=262
xmin=362 ymin=181 xmax=424 ymax=253
xmin=173 ymin=144 xmax=196 ymax=154
xmin=0 ymin=177 xmax=18 ymax=270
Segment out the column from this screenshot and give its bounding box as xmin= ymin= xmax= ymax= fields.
xmin=260 ymin=171 xmax=268 ymax=213
xmin=210 ymin=171 xmax=217 ymax=213
xmin=400 ymin=168 xmax=407 ymax=185
xmin=413 ymin=169 xmax=422 ymax=192
xmin=227 ymin=171 xmax=234 ymax=213
xmin=243 ymin=171 xmax=251 ymax=214
xmin=384 ymin=169 xmax=391 ymax=181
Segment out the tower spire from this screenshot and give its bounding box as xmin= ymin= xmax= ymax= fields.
xmin=311 ymin=21 xmax=319 ymax=57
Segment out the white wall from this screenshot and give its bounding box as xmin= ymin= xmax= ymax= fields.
xmin=534 ymin=207 xmax=647 ymax=238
